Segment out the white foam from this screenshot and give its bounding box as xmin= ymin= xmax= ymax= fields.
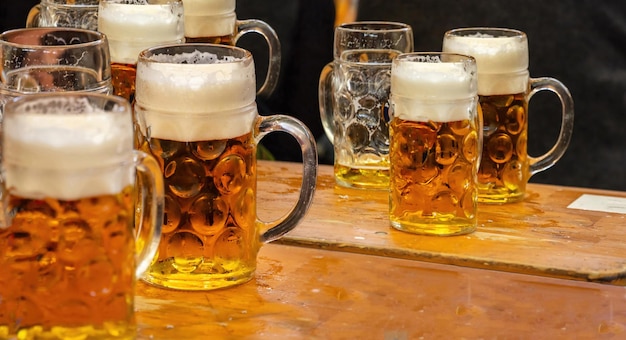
xmin=3 ymin=98 xmax=134 ymax=200
xmin=182 ymin=0 xmax=235 ymax=38
xmin=391 ymin=57 xmax=477 ymax=123
xmin=98 ymin=2 xmax=184 ymax=64
xmin=135 ymin=50 xmax=257 ymax=142
xmin=442 ymin=33 xmax=529 ymax=95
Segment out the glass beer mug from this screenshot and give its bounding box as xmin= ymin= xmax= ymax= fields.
xmin=26 ymin=0 xmax=100 ymax=31
xmin=389 ymin=53 xmax=481 ymax=236
xmin=134 ymin=43 xmax=318 ymax=291
xmin=319 ymin=21 xmax=413 ymax=190
xmin=182 ymin=0 xmax=280 ymax=98
xmin=0 ymin=27 xmax=112 ymax=106
xmin=0 ymin=93 xmax=163 ymax=339
xmin=98 ymin=0 xmax=185 ymax=101
xmin=443 ymin=27 xmax=574 ymax=204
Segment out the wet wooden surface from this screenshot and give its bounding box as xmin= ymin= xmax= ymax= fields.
xmin=136 ymin=243 xmax=626 ymax=339
xmin=256 ymin=161 xmax=626 ymax=285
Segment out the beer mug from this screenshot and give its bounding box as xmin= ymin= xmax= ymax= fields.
xmin=0 ymin=28 xmax=112 ymax=105
xmin=98 ymin=0 xmax=185 ymax=101
xmin=134 ymin=43 xmax=318 ymax=291
xmin=319 ymin=21 xmax=413 ymax=190
xmin=26 ymin=0 xmax=100 ymax=31
xmin=182 ymin=0 xmax=280 ymax=98
xmin=0 ymin=93 xmax=164 ymax=339
xmin=443 ymin=27 xmax=574 ymax=203
xmin=389 ymin=53 xmax=481 ymax=236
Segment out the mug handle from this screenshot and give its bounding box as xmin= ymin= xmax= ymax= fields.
xmin=256 ymin=114 xmax=318 ymax=243
xmin=318 ymin=61 xmax=335 ymax=144
xmin=133 ymin=150 xmax=164 ymax=278
xmin=528 ymin=77 xmax=575 ymax=176
xmin=26 ymin=4 xmax=41 ymax=28
xmin=234 ymin=19 xmax=281 ymax=99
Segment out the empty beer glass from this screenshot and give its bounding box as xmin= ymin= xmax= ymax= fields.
xmin=443 ymin=27 xmax=574 ymax=204
xmin=134 ymin=43 xmax=318 ymax=291
xmin=389 ymin=53 xmax=480 ymax=236
xmin=98 ymin=0 xmax=185 ymax=101
xmin=26 ymin=0 xmax=100 ymax=31
xmin=182 ymin=0 xmax=280 ymax=98
xmin=0 ymin=93 xmax=163 ymax=339
xmin=319 ymin=21 xmax=413 ymax=190
xmin=0 ymin=28 xmax=112 ymax=106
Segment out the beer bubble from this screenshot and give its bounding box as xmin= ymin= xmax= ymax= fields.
xmin=480 ymin=102 xmax=499 ymax=137
xmin=448 ymin=162 xmax=472 ymax=193
xmin=162 ymin=195 xmax=182 ymax=234
xmin=516 ymin=131 xmax=528 ymax=161
xmin=167 ymin=157 xmax=205 ymax=198
xmin=449 ymin=119 xmax=471 ymax=136
xmin=150 ymin=138 xmax=180 ymax=160
xmin=192 ymin=140 xmax=227 ymax=160
xmin=213 ymin=155 xmax=246 ymax=195
xmin=487 ymin=133 xmax=513 ymax=164
xmin=505 ymin=104 xmax=525 ymax=135
xmin=167 ymin=231 xmax=204 ymax=273
xmin=189 ymin=194 xmax=228 ymax=235
xmin=435 ymin=133 xmax=459 ymax=166
xmin=346 ymin=122 xmax=370 ymax=151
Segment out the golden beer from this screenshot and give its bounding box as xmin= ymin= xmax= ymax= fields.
xmin=140 ymin=132 xmax=259 ymax=290
xmin=389 ymin=53 xmax=479 ymax=236
xmin=389 ymin=118 xmax=479 ymax=235
xmin=0 ymin=189 xmax=136 ymax=339
xmin=478 ymin=92 xmax=529 ymax=202
xmin=184 ymin=34 xmax=234 ymax=45
xmin=111 ymin=62 xmax=136 ymax=102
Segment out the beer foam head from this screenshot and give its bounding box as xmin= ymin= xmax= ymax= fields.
xmin=135 ymin=47 xmax=257 ymax=141
xmin=391 ymin=54 xmax=477 ymax=123
xmin=98 ymin=0 xmax=184 ymax=64
xmin=182 ymin=0 xmax=236 ymax=38
xmin=442 ymin=28 xmax=529 ymax=95
xmin=2 ymin=95 xmax=134 ymax=200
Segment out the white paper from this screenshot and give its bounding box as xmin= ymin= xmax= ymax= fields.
xmin=567 ymin=194 xmax=626 ymax=214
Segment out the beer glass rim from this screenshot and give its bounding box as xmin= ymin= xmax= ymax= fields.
xmin=138 ymin=43 xmax=252 ymax=64
xmin=0 ymin=27 xmax=107 ymax=49
xmin=337 ymin=21 xmax=413 ymax=33
xmin=3 ymin=92 xmax=130 ymax=117
xmin=444 ymin=27 xmax=526 ymax=39
xmin=395 ymin=51 xmax=477 ymax=64
xmin=100 ymin=0 xmax=182 ymax=4
xmin=40 ymin=0 xmax=100 ymax=5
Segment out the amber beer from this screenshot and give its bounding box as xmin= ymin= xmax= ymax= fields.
xmin=0 ymin=95 xmax=140 ymax=338
xmin=98 ymin=0 xmax=184 ymax=101
xmin=443 ymin=28 xmax=574 ymax=204
xmin=389 ymin=53 xmax=479 ymax=236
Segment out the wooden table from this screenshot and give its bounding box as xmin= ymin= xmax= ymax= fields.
xmin=135 ymin=161 xmax=626 ymax=338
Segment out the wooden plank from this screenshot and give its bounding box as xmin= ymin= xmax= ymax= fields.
xmin=136 ymin=243 xmax=626 ymax=339
xmin=256 ymin=161 xmax=626 ymax=285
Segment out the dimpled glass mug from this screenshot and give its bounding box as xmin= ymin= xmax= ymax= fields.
xmin=389 ymin=53 xmax=481 ymax=236
xmin=0 ymin=27 xmax=112 ymax=106
xmin=182 ymin=0 xmax=280 ymax=98
xmin=26 ymin=0 xmax=100 ymax=31
xmin=0 ymin=93 xmax=163 ymax=339
xmin=443 ymin=27 xmax=574 ymax=204
xmin=134 ymin=43 xmax=318 ymax=291
xmin=319 ymin=21 xmax=413 ymax=190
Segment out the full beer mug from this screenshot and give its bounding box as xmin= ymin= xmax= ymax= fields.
xmin=0 ymin=28 xmax=112 ymax=106
xmin=443 ymin=27 xmax=574 ymax=203
xmin=389 ymin=53 xmax=480 ymax=236
xmin=0 ymin=93 xmax=163 ymax=339
xmin=98 ymin=0 xmax=185 ymax=101
xmin=26 ymin=0 xmax=100 ymax=31
xmin=182 ymin=0 xmax=280 ymax=98
xmin=319 ymin=21 xmax=413 ymax=189
xmin=134 ymin=43 xmax=318 ymax=290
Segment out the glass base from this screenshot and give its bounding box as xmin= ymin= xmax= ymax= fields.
xmin=0 ymin=323 xmax=134 ymax=340
xmin=334 ymin=164 xmax=389 ymax=190
xmin=478 ymin=189 xmax=525 ymax=204
xmin=390 ymin=218 xmax=476 ymax=236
